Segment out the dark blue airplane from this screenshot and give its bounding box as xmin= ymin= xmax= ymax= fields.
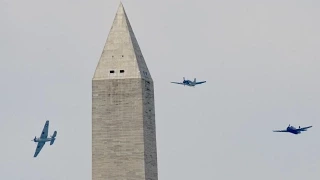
xmin=32 ymin=120 xmax=57 ymax=157
xmin=171 ymin=77 xmax=206 ymax=87
xmin=273 ymin=124 xmax=312 ymax=135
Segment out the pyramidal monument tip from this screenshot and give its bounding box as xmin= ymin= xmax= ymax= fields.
xmin=93 ymin=2 xmax=152 ymax=81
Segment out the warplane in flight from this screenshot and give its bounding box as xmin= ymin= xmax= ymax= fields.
xmin=32 ymin=120 xmax=57 ymax=157
xmin=171 ymin=77 xmax=206 ymax=87
xmin=273 ymin=124 xmax=312 ymax=135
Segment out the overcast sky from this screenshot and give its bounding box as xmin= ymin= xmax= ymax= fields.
xmin=1 ymin=0 xmax=320 ymax=179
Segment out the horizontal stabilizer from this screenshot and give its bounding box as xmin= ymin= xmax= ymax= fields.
xmin=52 ymin=131 xmax=57 ymax=138
xmin=50 ymin=138 xmax=56 ymax=145
xmin=50 ymin=131 xmax=57 ymax=145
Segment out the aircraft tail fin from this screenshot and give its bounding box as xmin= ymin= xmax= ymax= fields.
xmin=194 ymin=78 xmax=196 ymax=83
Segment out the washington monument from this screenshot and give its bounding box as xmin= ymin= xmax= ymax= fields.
xmin=92 ymin=3 xmax=158 ymax=180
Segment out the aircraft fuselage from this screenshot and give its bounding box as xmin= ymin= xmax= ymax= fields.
xmin=183 ymin=80 xmax=195 ymax=86
xmin=286 ymin=126 xmax=301 ymax=134
xmin=34 ymin=138 xmax=54 ymax=142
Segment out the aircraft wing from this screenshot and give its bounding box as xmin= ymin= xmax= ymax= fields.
xmin=195 ymin=81 xmax=206 ymax=84
xmin=273 ymin=129 xmax=288 ymax=132
xmin=298 ymin=126 xmax=312 ymax=131
xmin=40 ymin=120 xmax=49 ymax=139
xmin=171 ymin=82 xmax=184 ymax=85
xmin=34 ymin=142 xmax=46 ymax=157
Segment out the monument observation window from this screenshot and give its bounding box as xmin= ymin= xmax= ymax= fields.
xmin=110 ymin=70 xmax=115 ymax=73
xmin=120 ymin=70 xmax=125 ymax=73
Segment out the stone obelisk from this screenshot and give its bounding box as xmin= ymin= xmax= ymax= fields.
xmin=92 ymin=3 xmax=158 ymax=180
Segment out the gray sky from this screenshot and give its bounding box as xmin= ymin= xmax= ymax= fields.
xmin=1 ymin=0 xmax=320 ymax=179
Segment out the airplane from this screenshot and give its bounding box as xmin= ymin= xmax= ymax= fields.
xmin=32 ymin=120 xmax=57 ymax=157
xmin=273 ymin=124 xmax=312 ymax=135
xmin=171 ymin=77 xmax=206 ymax=87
